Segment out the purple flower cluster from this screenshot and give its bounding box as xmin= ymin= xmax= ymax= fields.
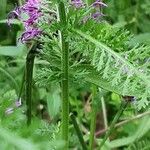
xmin=8 ymin=0 xmax=42 ymax=43
xmin=71 ymin=0 xmax=85 ymax=8
xmin=92 ymin=0 xmax=107 ymax=7
xmin=5 ymin=98 xmax=22 ymax=115
xmin=92 ymin=0 xmax=107 ymax=20
xmin=71 ymin=0 xmax=107 ymax=21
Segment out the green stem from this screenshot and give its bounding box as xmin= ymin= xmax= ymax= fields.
xmin=57 ymin=1 xmax=69 ymax=149
xmin=134 ymin=0 xmax=139 ymax=34
xmin=71 ymin=114 xmax=87 ymax=150
xmin=89 ymin=86 xmax=97 ymax=150
xmin=26 ymin=44 xmax=37 ymax=126
xmin=99 ymin=101 xmax=128 ymax=149
xmin=101 ymin=96 xmax=108 ymax=129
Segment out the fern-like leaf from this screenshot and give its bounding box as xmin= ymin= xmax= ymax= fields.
xmin=72 ymin=28 xmax=150 ymax=109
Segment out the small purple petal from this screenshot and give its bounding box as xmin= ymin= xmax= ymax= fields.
xmin=20 ymin=28 xmax=42 ymax=43
xmin=92 ymin=0 xmax=107 ymax=8
xmin=92 ymin=12 xmax=104 ymax=19
xmin=5 ymin=108 xmax=14 ymax=115
xmin=15 ymin=98 xmax=22 ymax=107
xmin=7 ymin=7 xmax=21 ymax=26
xmin=71 ymin=0 xmax=84 ymax=8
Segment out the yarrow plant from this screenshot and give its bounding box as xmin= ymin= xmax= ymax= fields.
xmin=7 ymin=0 xmax=150 ymax=150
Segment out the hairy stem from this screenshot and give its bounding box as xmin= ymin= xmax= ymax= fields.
xmin=57 ymin=1 xmax=69 ymax=149
xmin=26 ymin=44 xmax=37 ymax=125
xmin=89 ymin=86 xmax=97 ymax=150
xmin=71 ymin=114 xmax=87 ymax=150
xmin=99 ymin=101 xmax=128 ymax=149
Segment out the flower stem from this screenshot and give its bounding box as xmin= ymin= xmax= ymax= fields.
xmin=71 ymin=114 xmax=87 ymax=150
xmin=26 ymin=43 xmax=37 ymax=126
xmin=101 ymin=96 xmax=108 ymax=129
xmin=89 ymin=85 xmax=97 ymax=150
xmin=99 ymin=101 xmax=128 ymax=149
xmin=57 ymin=1 xmax=69 ymax=149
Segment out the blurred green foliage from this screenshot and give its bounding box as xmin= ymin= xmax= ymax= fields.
xmin=0 ymin=0 xmax=150 ymax=149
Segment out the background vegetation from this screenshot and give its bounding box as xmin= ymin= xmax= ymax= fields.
xmin=0 ymin=0 xmax=150 ymax=149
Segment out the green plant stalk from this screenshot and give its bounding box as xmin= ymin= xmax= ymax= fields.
xmin=101 ymin=96 xmax=108 ymax=129
xmin=134 ymin=0 xmax=139 ymax=34
xmin=99 ymin=101 xmax=128 ymax=149
xmin=89 ymin=86 xmax=97 ymax=150
xmin=57 ymin=1 xmax=69 ymax=149
xmin=26 ymin=44 xmax=37 ymax=125
xmin=71 ymin=114 xmax=87 ymax=150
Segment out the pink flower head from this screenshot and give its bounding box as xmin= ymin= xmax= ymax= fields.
xmin=20 ymin=27 xmax=42 ymax=43
xmin=8 ymin=0 xmax=42 ymax=43
xmin=71 ymin=0 xmax=84 ymax=8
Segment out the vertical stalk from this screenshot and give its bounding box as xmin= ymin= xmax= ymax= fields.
xmin=71 ymin=114 xmax=87 ymax=150
xmin=89 ymin=86 xmax=97 ymax=150
xmin=57 ymin=1 xmax=69 ymax=149
xmin=101 ymin=96 xmax=109 ymax=141
xmin=99 ymin=101 xmax=128 ymax=149
xmin=134 ymin=0 xmax=139 ymax=34
xmin=101 ymin=96 xmax=108 ymax=129
xmin=26 ymin=44 xmax=37 ymax=125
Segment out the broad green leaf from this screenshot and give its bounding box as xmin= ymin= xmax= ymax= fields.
xmin=0 ymin=46 xmax=24 ymax=56
xmin=130 ymin=33 xmax=150 ymax=45
xmin=108 ymin=116 xmax=150 ymax=148
xmin=0 ymin=126 xmax=37 ymax=150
